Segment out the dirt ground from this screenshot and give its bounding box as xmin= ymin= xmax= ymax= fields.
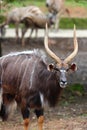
xmin=0 ymin=38 xmax=87 ymax=130
xmin=64 ymin=6 xmax=87 ymax=18
xmin=0 ymin=96 xmax=87 ymax=130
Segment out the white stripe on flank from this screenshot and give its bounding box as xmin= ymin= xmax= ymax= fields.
xmin=30 ymin=59 xmax=38 ymax=89
xmin=14 ymin=55 xmax=22 ymax=65
xmin=19 ymin=58 xmax=32 ymax=89
xmin=39 ymin=92 xmax=44 ymax=108
xmin=39 ymin=92 xmax=49 ymax=108
xmin=16 ymin=56 xmax=31 ymax=87
xmin=0 ymin=88 xmax=3 ymax=110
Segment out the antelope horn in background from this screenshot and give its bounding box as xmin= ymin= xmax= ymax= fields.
xmin=44 ymin=23 xmax=62 ymax=64
xmin=64 ymin=25 xmax=78 ymax=63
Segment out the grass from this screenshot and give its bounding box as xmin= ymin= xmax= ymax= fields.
xmin=66 ymin=0 xmax=87 ymax=8
xmin=3 ymin=0 xmax=87 ymax=7
xmin=68 ymin=83 xmax=84 ymax=93
xmin=0 ymin=15 xmax=5 ymax=23
xmin=2 ymin=0 xmax=46 ymax=9
xmin=60 ymin=18 xmax=87 ymax=29
xmin=9 ymin=0 xmax=45 ymax=7
xmin=61 ymin=83 xmax=85 ymax=105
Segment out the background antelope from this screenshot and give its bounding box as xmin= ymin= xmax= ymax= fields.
xmin=0 ymin=24 xmax=78 ymax=130
xmin=46 ymin=0 xmax=70 ymax=30
xmin=20 ymin=6 xmax=55 ymax=46
xmin=0 ymin=6 xmax=27 ymax=40
xmin=0 ymin=5 xmax=55 ymax=46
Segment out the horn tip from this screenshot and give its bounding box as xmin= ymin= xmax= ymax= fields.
xmin=74 ymin=24 xmax=76 ymax=30
xmin=45 ymin=23 xmax=48 ymax=36
xmin=74 ymin=24 xmax=76 ymax=36
xmin=45 ymin=23 xmax=48 ymax=29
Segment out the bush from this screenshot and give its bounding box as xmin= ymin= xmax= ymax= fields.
xmin=68 ymin=84 xmax=85 ymax=96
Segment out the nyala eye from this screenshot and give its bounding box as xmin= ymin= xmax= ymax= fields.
xmin=66 ymin=68 xmax=69 ymax=72
xmin=54 ymin=67 xmax=60 ymax=71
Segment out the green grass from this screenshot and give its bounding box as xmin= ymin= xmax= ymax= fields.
xmin=68 ymin=83 xmax=85 ymax=95
xmin=60 ymin=18 xmax=87 ymax=29
xmin=62 ymin=83 xmax=85 ymax=104
xmin=70 ymin=84 xmax=84 ymax=92
xmin=3 ymin=0 xmax=46 ymax=8
xmin=0 ymin=15 xmax=5 ymax=23
xmin=66 ymin=0 xmax=87 ymax=8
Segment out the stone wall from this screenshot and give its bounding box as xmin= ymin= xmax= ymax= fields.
xmin=1 ymin=37 xmax=87 ymax=85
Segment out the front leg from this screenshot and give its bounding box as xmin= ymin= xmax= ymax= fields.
xmin=15 ymin=23 xmax=19 ymax=42
xmin=55 ymin=9 xmax=64 ymax=30
xmin=21 ymin=26 xmax=28 ymax=46
xmin=21 ymin=107 xmax=30 ymax=130
xmin=34 ymin=109 xmax=44 ymax=130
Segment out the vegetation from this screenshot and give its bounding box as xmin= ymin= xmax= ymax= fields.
xmin=62 ymin=83 xmax=85 ymax=104
xmin=68 ymin=84 xmax=85 ymax=95
xmin=3 ymin=0 xmax=87 ymax=8
xmin=66 ymin=0 xmax=87 ymax=8
xmin=60 ymin=18 xmax=87 ymax=29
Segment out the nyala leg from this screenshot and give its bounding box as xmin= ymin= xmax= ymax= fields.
xmin=21 ymin=107 xmax=30 ymax=130
xmin=0 ymin=104 xmax=8 ymax=121
xmin=34 ymin=109 xmax=44 ymax=130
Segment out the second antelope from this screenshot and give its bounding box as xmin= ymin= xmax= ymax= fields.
xmin=46 ymin=0 xmax=70 ymax=30
xmin=0 ymin=5 xmax=55 ymax=46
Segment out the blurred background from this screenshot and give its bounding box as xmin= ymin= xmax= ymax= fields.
xmin=0 ymin=0 xmax=87 ymax=29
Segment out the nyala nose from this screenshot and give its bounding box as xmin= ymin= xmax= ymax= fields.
xmin=60 ymin=80 xmax=67 ymax=85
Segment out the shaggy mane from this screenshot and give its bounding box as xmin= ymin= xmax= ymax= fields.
xmin=0 ymin=49 xmax=47 ymax=62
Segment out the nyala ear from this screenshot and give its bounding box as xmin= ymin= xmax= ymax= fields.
xmin=47 ymin=64 xmax=54 ymax=71
xmin=69 ymin=63 xmax=77 ymax=72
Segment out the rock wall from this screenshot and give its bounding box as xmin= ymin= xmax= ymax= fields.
xmin=1 ymin=37 xmax=87 ymax=85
